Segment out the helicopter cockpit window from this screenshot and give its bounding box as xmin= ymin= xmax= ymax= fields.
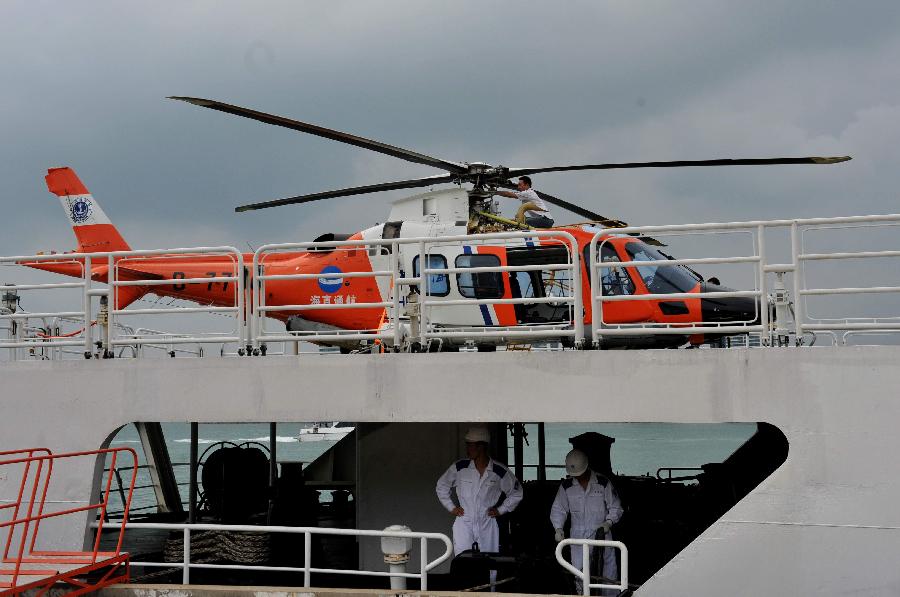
xmin=624 ymin=241 xmax=699 ymax=294
xmin=456 ymin=254 xmax=504 ymax=299
xmin=583 ymin=242 xmax=636 ymax=296
xmin=412 ymin=254 xmax=449 ymax=296
xmin=599 ymin=243 xmax=635 ymax=296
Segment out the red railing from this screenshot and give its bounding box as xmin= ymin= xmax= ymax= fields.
xmin=0 ymin=447 xmax=137 ymax=595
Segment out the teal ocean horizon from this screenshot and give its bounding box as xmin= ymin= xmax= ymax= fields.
xmin=110 ymin=422 xmax=756 ymax=513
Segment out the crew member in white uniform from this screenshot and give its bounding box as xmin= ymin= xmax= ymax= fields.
xmin=550 ymin=449 xmax=623 ymax=594
xmin=436 ymin=425 xmax=523 ymax=588
xmin=495 ymin=175 xmax=554 ymax=227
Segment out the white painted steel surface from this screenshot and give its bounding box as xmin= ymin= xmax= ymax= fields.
xmin=3 ymin=348 xmax=900 ymax=595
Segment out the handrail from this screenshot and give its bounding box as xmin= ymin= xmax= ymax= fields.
xmin=0 ymin=448 xmax=53 ymax=564
xmin=656 ymin=466 xmax=704 ymax=481
xmin=93 ymin=521 xmax=453 ymax=590
xmin=106 ymin=246 xmax=245 ymax=349
xmin=5 ymin=213 xmax=900 ymax=359
xmin=588 ymin=214 xmax=900 ymax=347
xmin=253 ymin=230 xmax=584 ymax=349
xmin=555 ymin=537 xmax=628 ymax=595
xmin=588 ymin=227 xmax=765 ymax=347
xmin=2 ymin=246 xmax=245 ymax=357
xmin=0 ymin=447 xmax=137 ymax=591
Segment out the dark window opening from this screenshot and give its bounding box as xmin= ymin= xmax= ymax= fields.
xmin=456 ymin=254 xmax=503 ymax=299
xmin=413 ymin=254 xmax=450 ymax=296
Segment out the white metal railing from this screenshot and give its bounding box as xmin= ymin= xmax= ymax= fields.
xmin=105 ymin=247 xmax=245 ymax=350
xmin=253 ymin=230 xmax=583 ymax=350
xmin=589 ymin=214 xmax=900 ymax=346
xmin=253 ymin=238 xmax=397 ymax=348
xmin=798 ymin=219 xmax=900 ymax=338
xmin=1 ymin=247 xmax=244 ymax=360
xmin=589 ymin=225 xmax=765 ymax=346
xmin=5 ymin=214 xmax=900 ymax=359
xmin=94 ymin=522 xmax=452 ymax=590
xmin=555 ymin=537 xmax=628 ymax=595
xmin=1 ymin=252 xmax=90 ymax=356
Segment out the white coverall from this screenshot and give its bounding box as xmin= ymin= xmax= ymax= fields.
xmin=435 ymin=458 xmax=524 ymax=555
xmin=550 ymin=471 xmax=623 ymax=590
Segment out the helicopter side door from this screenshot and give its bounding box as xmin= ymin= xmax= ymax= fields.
xmin=402 ymin=242 xmax=515 ymax=328
xmin=506 ymin=245 xmax=573 ymax=324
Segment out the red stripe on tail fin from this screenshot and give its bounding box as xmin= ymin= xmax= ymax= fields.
xmin=46 ymin=167 xmax=90 ymax=196
xmin=45 ymin=167 xmax=131 ymax=253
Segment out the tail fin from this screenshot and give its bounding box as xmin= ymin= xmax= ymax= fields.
xmin=45 ymin=167 xmax=130 ymax=253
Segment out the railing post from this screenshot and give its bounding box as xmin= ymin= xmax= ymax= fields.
xmin=107 ymin=253 xmax=115 ymax=350
xmin=392 ymin=241 xmax=401 ymax=349
xmin=420 ymin=536 xmax=428 ymax=591
xmin=83 ymin=255 xmax=92 ymax=356
xmin=304 ymin=530 xmax=311 ymax=587
xmin=235 ymin=250 xmax=245 ymax=350
xmin=620 ymin=542 xmax=629 ymax=591
xmin=182 ymin=527 xmax=190 ymax=584
xmin=253 ymin=249 xmax=263 ymax=352
xmin=567 ymin=233 xmax=585 ymax=347
xmin=791 ymin=222 xmax=805 ymax=341
xmin=757 ymin=225 xmax=769 ymax=346
xmin=418 ymin=241 xmax=427 ymax=347
xmin=581 ymin=544 xmax=590 ymax=596
xmin=589 ymin=236 xmax=601 ymax=348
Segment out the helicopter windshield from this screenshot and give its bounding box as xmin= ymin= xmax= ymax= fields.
xmin=583 ymin=242 xmax=637 ymax=296
xmin=624 ymin=241 xmax=700 ymax=294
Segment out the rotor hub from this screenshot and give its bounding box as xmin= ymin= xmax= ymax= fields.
xmin=466 ymin=162 xmax=491 ymax=176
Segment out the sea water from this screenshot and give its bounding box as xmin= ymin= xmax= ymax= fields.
xmin=110 ymin=422 xmax=756 ymax=513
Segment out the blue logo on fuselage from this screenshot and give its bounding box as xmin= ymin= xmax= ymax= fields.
xmin=318 ymin=265 xmax=344 ymax=294
xmin=71 ymin=198 xmax=92 ymax=223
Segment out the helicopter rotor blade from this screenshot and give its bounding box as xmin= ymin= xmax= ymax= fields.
xmin=498 ymin=182 xmax=628 ymax=227
xmin=235 ymin=174 xmax=456 ymax=212
xmin=508 ymin=156 xmax=851 ymax=177
xmin=170 ymin=96 xmax=469 ymax=175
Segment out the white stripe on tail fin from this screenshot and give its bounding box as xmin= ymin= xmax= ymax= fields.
xmin=45 ymin=167 xmax=130 ymax=253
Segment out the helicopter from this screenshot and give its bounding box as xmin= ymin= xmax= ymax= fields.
xmin=23 ymin=97 xmax=850 ymax=350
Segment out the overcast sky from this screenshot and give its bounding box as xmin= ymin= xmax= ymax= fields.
xmin=2 ymin=1 xmax=899 ymax=257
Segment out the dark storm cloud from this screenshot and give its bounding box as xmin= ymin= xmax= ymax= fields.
xmin=2 ymin=0 xmax=900 ymax=256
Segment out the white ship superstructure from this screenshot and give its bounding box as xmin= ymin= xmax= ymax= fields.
xmin=2 ymin=211 xmax=900 ymax=596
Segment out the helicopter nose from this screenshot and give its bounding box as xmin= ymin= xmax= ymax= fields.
xmin=699 ymin=282 xmax=760 ymax=324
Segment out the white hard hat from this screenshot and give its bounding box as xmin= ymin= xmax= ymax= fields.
xmin=565 ymin=449 xmax=589 ymax=477
xmin=464 ymin=425 xmax=490 ymax=443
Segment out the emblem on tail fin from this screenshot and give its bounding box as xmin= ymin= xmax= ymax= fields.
xmin=70 ymin=198 xmax=93 ymax=223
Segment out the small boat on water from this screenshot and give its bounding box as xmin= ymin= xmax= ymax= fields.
xmin=297 ymin=422 xmax=354 ymax=442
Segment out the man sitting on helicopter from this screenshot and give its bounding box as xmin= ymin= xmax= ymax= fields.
xmin=495 ymin=176 xmax=555 ymax=228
